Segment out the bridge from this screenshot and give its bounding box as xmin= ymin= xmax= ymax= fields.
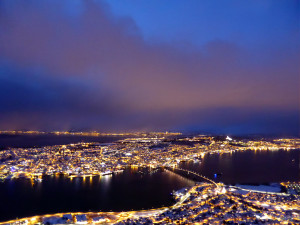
xmin=164 ymin=167 xmax=219 ymax=187
xmin=165 ymin=167 xmax=289 ymax=196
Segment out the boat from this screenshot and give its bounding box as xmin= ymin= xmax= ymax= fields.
xmin=193 ymin=159 xmax=202 ymax=163
xmin=34 ymin=177 xmax=43 ymax=182
xmin=101 ymin=171 xmax=112 ymax=176
xmin=113 ymin=169 xmax=124 ymax=174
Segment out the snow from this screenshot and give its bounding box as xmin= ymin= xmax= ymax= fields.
xmin=235 ymin=183 xmax=282 ymax=193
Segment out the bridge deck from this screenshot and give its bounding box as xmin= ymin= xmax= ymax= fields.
xmin=165 ymin=167 xmax=219 ymax=187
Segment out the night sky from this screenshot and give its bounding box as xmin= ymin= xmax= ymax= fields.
xmin=0 ymin=0 xmax=299 ymax=135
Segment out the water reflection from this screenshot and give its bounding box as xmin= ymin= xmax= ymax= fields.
xmin=180 ymin=149 xmax=300 ymax=184
xmin=0 ymin=150 xmax=299 ymax=222
xmin=0 ymin=168 xmax=192 ymax=222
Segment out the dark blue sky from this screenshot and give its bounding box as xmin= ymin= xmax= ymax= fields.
xmin=0 ymin=0 xmax=299 ymax=136
xmin=106 ymin=0 xmax=299 ymax=48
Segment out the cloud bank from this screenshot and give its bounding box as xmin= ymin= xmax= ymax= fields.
xmin=0 ymin=0 xmax=299 ymax=135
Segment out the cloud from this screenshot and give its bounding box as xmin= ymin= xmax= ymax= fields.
xmin=0 ymin=0 xmax=298 ymax=135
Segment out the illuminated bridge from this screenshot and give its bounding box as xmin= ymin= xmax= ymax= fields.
xmin=164 ymin=167 xmax=219 ymax=187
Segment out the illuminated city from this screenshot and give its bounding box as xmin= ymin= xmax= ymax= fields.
xmin=0 ymin=132 xmax=299 ymax=182
xmin=0 ymin=0 xmax=299 ymax=224
xmin=0 ymin=133 xmax=299 ymax=224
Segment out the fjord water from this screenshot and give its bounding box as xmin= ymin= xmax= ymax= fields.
xmin=0 ymin=134 xmax=129 ymax=149
xmin=0 ymin=169 xmax=194 ymax=222
xmin=180 ymin=149 xmax=300 ymax=184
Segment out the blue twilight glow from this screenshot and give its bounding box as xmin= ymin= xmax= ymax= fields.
xmin=0 ymin=0 xmax=299 ymax=135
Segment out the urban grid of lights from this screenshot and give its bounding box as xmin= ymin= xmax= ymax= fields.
xmin=0 ymin=132 xmax=299 ymax=224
